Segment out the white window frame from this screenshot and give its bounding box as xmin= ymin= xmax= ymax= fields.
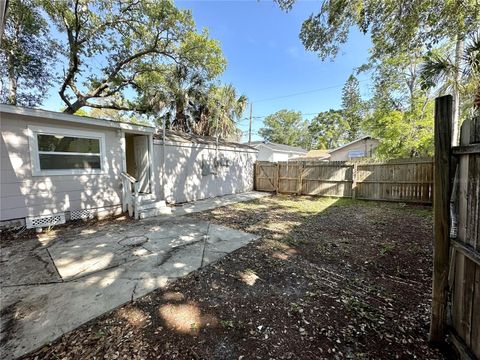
xmin=28 ymin=125 xmax=107 ymax=176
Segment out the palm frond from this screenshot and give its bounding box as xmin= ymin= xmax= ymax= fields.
xmin=419 ymin=52 xmax=455 ymax=90
xmin=463 ymin=31 xmax=480 ymax=78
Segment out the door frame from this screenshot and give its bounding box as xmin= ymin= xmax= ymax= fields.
xmin=120 ymin=130 xmax=155 ymax=196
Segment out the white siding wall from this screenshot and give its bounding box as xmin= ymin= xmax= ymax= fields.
xmin=329 ymin=139 xmax=380 ymax=161
xmin=0 ymin=111 xmax=258 ymax=223
xmin=153 ymin=141 xmax=257 ymax=204
xmin=271 ymin=152 xmax=290 ymax=162
xmin=255 ymin=146 xmax=274 ymax=161
xmin=0 ymin=113 xmax=123 ymax=221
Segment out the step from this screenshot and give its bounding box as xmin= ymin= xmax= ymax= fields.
xmin=136 ymin=193 xmax=156 ymax=202
xmin=138 ymin=206 xmax=172 ymax=219
xmin=137 ymin=200 xmax=167 ymax=211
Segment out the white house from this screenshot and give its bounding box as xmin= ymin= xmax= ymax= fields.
xmin=248 ymin=141 xmax=307 ymax=162
xmin=0 ymin=105 xmax=257 ymax=229
xmin=293 ymin=136 xmax=380 ymax=162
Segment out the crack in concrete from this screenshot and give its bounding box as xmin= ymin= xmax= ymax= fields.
xmin=1 ymin=280 xmax=64 ymax=288
xmin=156 ymin=237 xmax=205 ymax=267
xmin=45 ymin=248 xmax=63 ymax=282
xmin=130 ymin=282 xmax=138 ymax=302
xmin=200 ymin=222 xmax=211 ymax=268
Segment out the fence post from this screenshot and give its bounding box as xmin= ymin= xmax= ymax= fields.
xmin=430 ymin=95 xmax=453 ymax=344
xmin=253 ymin=162 xmax=258 ymax=191
xmin=352 ymin=163 xmax=358 ymax=199
xmin=275 ymin=163 xmax=280 ymax=194
xmin=297 ymin=162 xmax=303 ymax=195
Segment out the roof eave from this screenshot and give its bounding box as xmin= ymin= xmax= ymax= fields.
xmin=0 ymin=104 xmax=155 ymax=134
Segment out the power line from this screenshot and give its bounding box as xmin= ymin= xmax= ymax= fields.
xmin=252 ymin=78 xmax=370 ymax=104
xmin=239 ymin=110 xmax=333 ymax=121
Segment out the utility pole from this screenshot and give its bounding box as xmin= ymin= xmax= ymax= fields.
xmin=248 ymin=103 xmax=253 ymax=145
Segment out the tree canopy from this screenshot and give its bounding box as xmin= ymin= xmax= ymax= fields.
xmin=341 ymin=74 xmax=364 ymax=141
xmin=42 ymin=0 xmax=226 ymax=114
xmin=308 ymin=110 xmax=347 ymax=149
xmin=1 ymin=0 xmax=247 ymax=139
xmin=259 ymin=110 xmax=310 ymax=149
xmin=276 ymin=0 xmax=480 ymax=146
xmin=0 ymin=0 xmax=57 ymax=106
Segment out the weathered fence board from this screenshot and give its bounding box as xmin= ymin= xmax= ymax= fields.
xmin=254 ymin=158 xmax=434 ymax=203
xmin=254 ymin=162 xmax=278 ymax=192
xmin=447 ymin=114 xmax=480 ymax=359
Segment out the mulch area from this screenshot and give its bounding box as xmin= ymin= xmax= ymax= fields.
xmin=21 ymin=195 xmax=446 ymax=359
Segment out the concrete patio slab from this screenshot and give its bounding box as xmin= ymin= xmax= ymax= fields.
xmin=0 ymin=212 xmax=259 ymax=360
xmin=172 ymin=191 xmax=269 ymax=215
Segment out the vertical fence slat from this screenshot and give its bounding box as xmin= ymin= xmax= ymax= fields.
xmin=430 ymin=95 xmax=453 ymax=344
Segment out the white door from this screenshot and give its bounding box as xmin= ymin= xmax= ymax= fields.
xmin=133 ymin=135 xmax=150 ymax=193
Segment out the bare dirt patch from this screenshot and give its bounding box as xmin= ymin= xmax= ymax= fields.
xmin=21 ymin=196 xmax=444 ymax=359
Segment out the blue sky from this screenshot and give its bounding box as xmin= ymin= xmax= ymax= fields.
xmin=176 ymin=1 xmax=374 ymax=142
xmin=42 ymin=1 xmax=373 ymax=142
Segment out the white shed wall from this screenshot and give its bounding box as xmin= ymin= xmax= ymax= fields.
xmin=153 ymin=141 xmax=257 ymax=204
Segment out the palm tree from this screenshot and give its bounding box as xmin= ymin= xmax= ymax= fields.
xmin=420 ymin=32 xmax=480 ymax=142
xmin=204 ymin=84 xmax=248 ymax=139
xmin=152 ymin=65 xmax=208 ymax=132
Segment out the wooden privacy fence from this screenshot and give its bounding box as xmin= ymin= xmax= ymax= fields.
xmin=255 ymin=158 xmax=434 ymax=203
xmin=430 ymin=95 xmax=480 ymax=359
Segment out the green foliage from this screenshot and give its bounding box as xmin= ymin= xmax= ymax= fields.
xmin=421 ymin=31 xmax=480 ymax=113
xmin=361 ymin=48 xmax=436 ymax=159
xmin=341 ymin=75 xmax=364 ymax=141
xmin=42 ymin=0 xmax=226 ymax=114
xmin=0 ymin=0 xmax=57 ymax=106
xmin=140 ymin=64 xmax=209 ymax=131
xmin=280 ymin=0 xmax=479 ymax=62
xmin=200 ymin=84 xmax=248 ymax=140
xmin=365 ymin=98 xmax=434 ymax=159
xmin=308 ymin=109 xmax=348 ymax=149
xmin=278 ymin=0 xmax=480 ymax=149
xmin=259 ymin=110 xmax=310 ymax=148
xmin=142 ymin=64 xmax=246 ymax=138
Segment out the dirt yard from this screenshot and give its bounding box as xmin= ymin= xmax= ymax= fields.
xmin=21 ymin=196 xmax=444 ymax=359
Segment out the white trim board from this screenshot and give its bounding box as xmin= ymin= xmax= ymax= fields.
xmin=1 ymin=104 xmax=155 ymax=134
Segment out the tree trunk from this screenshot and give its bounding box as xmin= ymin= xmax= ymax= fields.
xmin=7 ymin=54 xmax=17 ymax=105
xmin=175 ymin=102 xmax=186 ymax=132
xmin=474 ymin=84 xmax=480 ymax=110
xmin=62 ymin=99 xmax=84 ymax=114
xmin=452 ymin=35 xmax=464 ymax=146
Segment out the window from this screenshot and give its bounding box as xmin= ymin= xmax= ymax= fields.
xmin=29 ymin=126 xmax=106 ymax=175
xmin=348 ymin=150 xmax=365 ymax=158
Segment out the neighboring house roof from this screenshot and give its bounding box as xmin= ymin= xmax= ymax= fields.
xmin=328 ymin=136 xmax=379 ymax=154
xmin=248 ymin=141 xmax=307 ymax=154
xmin=0 ymin=104 xmax=155 ymax=133
xmin=155 ymin=130 xmax=258 ymax=150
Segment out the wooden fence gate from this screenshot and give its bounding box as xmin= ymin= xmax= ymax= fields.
xmin=430 ymin=95 xmax=480 ymax=359
xmin=254 ymin=158 xmax=434 ymax=203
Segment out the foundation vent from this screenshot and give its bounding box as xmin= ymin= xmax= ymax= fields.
xmin=70 ymin=209 xmax=95 ymax=221
xmin=26 ymin=213 xmax=66 ymax=229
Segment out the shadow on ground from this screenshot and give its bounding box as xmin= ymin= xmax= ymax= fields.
xmin=19 ymin=195 xmax=444 ymax=359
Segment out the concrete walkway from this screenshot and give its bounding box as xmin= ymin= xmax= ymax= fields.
xmin=0 ymin=192 xmax=269 ymax=359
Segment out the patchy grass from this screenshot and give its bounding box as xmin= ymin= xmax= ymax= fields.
xmin=23 ymin=195 xmax=443 ymax=360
